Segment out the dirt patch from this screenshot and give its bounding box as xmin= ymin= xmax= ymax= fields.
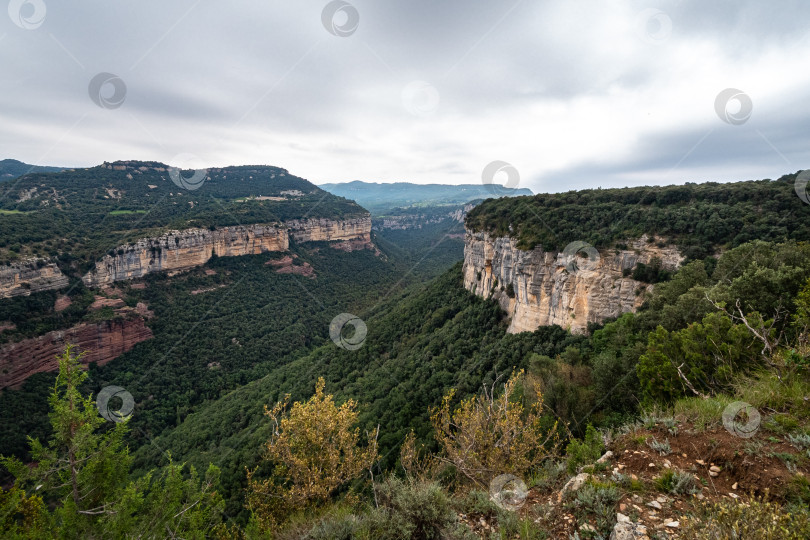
xmin=134 ymin=302 xmax=153 ymax=319
xmin=190 ymin=285 xmax=226 ymax=295
xmin=100 ymin=286 xmax=124 ymax=298
xmin=130 ymin=283 xmax=147 ymax=290
xmin=204 ymin=269 xmax=217 ymax=276
xmin=89 ymin=296 xmax=125 ymax=310
xmin=266 ymin=255 xmax=315 ymax=278
xmin=54 ymin=295 xmax=72 ymax=312
xmin=0 ymin=321 xmax=16 ymax=333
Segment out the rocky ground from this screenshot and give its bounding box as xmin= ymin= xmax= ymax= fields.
xmin=457 ymin=415 xmax=809 ymax=539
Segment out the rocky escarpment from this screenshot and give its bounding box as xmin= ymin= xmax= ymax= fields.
xmin=0 ymin=311 xmax=153 ymax=389
xmin=83 ymin=217 xmax=372 ymax=287
xmin=0 ymin=259 xmax=69 ymax=299
xmin=287 ymin=217 xmax=373 ymax=244
xmin=374 ymin=204 xmax=473 ymax=230
xmin=463 ymin=232 xmax=683 ymax=334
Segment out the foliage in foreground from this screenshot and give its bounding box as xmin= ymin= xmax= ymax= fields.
xmin=430 ymin=371 xmax=560 ymax=487
xmin=0 ymin=346 xmax=226 ymax=538
xmin=682 ymin=497 xmax=810 ymax=540
xmin=246 ymin=378 xmax=378 ymax=532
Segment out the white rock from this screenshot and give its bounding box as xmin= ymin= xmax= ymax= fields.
xmin=617 ymin=512 xmax=631 ymax=523
xmin=646 ymin=500 xmax=662 ymax=510
xmin=665 ymin=521 xmax=679 ymax=528
xmin=597 ymin=451 xmax=615 ymax=464
xmin=559 ymin=473 xmax=591 ymax=502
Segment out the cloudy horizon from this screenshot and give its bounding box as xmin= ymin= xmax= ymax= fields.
xmin=1 ymin=0 xmax=809 ymax=193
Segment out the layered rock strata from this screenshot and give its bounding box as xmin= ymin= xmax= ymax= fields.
xmin=0 ymin=314 xmax=152 ymax=389
xmin=82 ymin=217 xmax=372 ymax=287
xmin=463 ymin=232 xmax=683 ymax=334
xmin=0 ymin=259 xmax=69 ymax=299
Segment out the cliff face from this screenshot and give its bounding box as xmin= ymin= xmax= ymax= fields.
xmin=83 ymin=224 xmax=289 ymax=287
xmin=83 ymin=217 xmax=372 ymax=287
xmin=463 ymin=232 xmax=683 ymax=334
xmin=0 ymin=259 xmax=69 ymax=299
xmin=287 ymin=217 xmax=372 ymax=244
xmin=0 ymin=315 xmax=153 ymax=389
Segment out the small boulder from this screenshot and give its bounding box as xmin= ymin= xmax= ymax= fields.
xmin=610 ymin=520 xmax=648 ymax=540
xmin=597 ymin=451 xmax=615 ymax=464
xmin=558 ymin=473 xmax=591 ymax=502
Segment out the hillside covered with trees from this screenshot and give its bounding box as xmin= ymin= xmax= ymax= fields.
xmin=466 ymin=172 xmax=810 ymax=260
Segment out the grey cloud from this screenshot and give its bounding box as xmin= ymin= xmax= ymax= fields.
xmin=1 ymin=0 xmax=809 ymax=189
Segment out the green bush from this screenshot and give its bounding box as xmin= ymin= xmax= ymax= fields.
xmin=565 ymin=425 xmax=604 ymax=474
xmin=357 ymin=478 xmax=459 ymax=540
xmin=655 ymin=469 xmax=700 ymax=495
xmin=565 ymin=481 xmax=620 ymax=537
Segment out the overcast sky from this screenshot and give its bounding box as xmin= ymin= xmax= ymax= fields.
xmin=1 ymin=0 xmax=808 ymax=193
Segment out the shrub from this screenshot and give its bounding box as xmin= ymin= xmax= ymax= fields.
xmin=565 ymin=425 xmax=604 ymax=474
xmin=247 ymin=378 xmax=378 ymax=531
xmin=505 ymin=283 xmax=515 ymax=298
xmin=655 ymin=469 xmax=700 ymax=495
xmin=682 ymin=497 xmax=810 ymax=539
xmin=358 ymin=478 xmax=461 ymax=540
xmin=565 ymin=481 xmax=620 ymax=537
xmin=646 ymin=436 xmax=671 ymax=456
xmin=431 ymin=371 xmax=560 ymax=486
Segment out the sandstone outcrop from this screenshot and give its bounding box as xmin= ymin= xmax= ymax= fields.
xmin=0 ymin=259 xmax=69 ymax=299
xmin=82 ymin=217 xmax=372 ymax=287
xmin=463 ymin=232 xmax=683 ymax=334
xmin=0 ymin=314 xmax=153 ymax=389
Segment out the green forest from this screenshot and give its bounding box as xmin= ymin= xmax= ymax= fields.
xmin=466 ymin=172 xmax=810 ymax=260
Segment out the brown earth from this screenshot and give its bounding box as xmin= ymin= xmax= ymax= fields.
xmin=460 ymin=417 xmax=809 ymax=539
xmin=54 ymin=295 xmax=72 ymax=312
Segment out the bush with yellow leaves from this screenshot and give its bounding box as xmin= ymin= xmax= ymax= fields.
xmin=246 ymin=378 xmax=378 ymax=531
xmin=430 ymin=370 xmax=560 ymax=487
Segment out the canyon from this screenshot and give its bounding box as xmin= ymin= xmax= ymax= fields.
xmin=463 ymin=231 xmax=684 ymax=334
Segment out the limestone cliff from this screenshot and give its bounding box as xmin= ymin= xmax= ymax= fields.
xmin=0 ymin=259 xmax=69 ymax=299
xmin=83 ymin=217 xmax=372 ymax=287
xmin=287 ymin=217 xmax=372 ymax=244
xmin=463 ymin=232 xmax=683 ymax=334
xmin=0 ymin=313 xmax=153 ymax=389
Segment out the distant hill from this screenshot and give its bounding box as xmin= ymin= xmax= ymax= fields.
xmin=319 ymin=180 xmax=532 ymax=212
xmin=0 ymin=160 xmax=366 ymax=266
xmin=0 ymin=159 xmax=65 ymax=181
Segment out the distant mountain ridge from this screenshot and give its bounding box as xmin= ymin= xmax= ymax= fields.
xmin=319 ymin=180 xmax=532 ymax=212
xmin=0 ymin=159 xmax=65 ymax=181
